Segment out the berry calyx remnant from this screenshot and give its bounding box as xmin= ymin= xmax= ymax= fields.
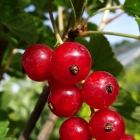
xmin=89 ymin=108 xmax=125 ymax=140
xmin=82 ymin=71 xmax=119 ymax=109
xmin=50 ymin=42 xmax=92 ymax=84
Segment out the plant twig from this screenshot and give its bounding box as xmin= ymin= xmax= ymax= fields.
xmin=98 ymin=0 xmax=112 ymax=31
xmin=18 ymin=85 xmax=51 ymax=140
xmin=105 ymin=11 xmax=124 ymax=24
xmin=37 ymin=112 xmax=58 ymax=140
xmin=78 ymin=31 xmax=140 ymax=40
xmin=0 ymin=48 xmax=18 ymax=80
xmin=80 ymin=5 xmax=122 ymax=27
xmin=58 ymin=6 xmax=64 ymax=36
xmin=48 ymin=0 xmax=63 ymax=45
xmin=62 ymin=0 xmax=88 ymax=42
xmin=68 ymin=0 xmax=76 ymax=29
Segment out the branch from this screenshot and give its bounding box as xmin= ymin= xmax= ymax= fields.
xmin=98 ymin=0 xmax=112 ymax=31
xmin=0 ymin=48 xmax=18 ymax=80
xmin=80 ymin=5 xmax=122 ymax=27
xmin=48 ymin=0 xmax=63 ymax=45
xmin=18 ymin=85 xmax=51 ymax=140
xmin=105 ymin=11 xmax=124 ymax=24
xmin=62 ymin=0 xmax=88 ymax=42
xmin=78 ymin=31 xmax=140 ymax=40
xmin=37 ymin=112 xmax=58 ymax=140
xmin=58 ymin=6 xmax=64 ymax=36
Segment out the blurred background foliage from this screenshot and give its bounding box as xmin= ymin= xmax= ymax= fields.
xmin=0 ymin=0 xmax=140 ymax=139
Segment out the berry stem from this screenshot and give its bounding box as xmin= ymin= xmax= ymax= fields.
xmin=48 ymin=0 xmax=63 ymax=45
xmin=78 ymin=30 xmax=140 ymax=40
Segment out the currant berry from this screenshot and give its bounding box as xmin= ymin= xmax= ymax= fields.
xmin=47 ymin=74 xmax=60 ymax=88
xmin=82 ymin=71 xmax=119 ymax=109
xmin=120 ymin=134 xmax=135 ymax=140
xmin=48 ymin=83 xmax=83 ymax=117
xmin=51 ymin=42 xmax=92 ymax=84
xmin=89 ymin=108 xmax=125 ymax=140
xmin=22 ymin=44 xmax=53 ymax=82
xmin=59 ymin=116 xmax=92 ymax=140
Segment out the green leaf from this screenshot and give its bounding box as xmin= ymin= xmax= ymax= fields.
xmin=123 ymin=0 xmax=140 ymax=16
xmin=3 ymin=138 xmax=17 ymax=140
xmin=88 ymin=35 xmax=123 ymax=76
xmin=0 ymin=0 xmax=5 ymax=8
xmin=0 ymin=110 xmax=9 ymax=140
xmin=53 ymin=0 xmax=69 ymax=7
xmin=0 ymin=1 xmax=38 ymax=45
xmin=0 ymin=111 xmax=17 ymax=140
xmin=135 ymin=15 xmax=140 ymax=32
xmin=0 ymin=30 xmax=18 ymax=44
xmin=112 ymin=89 xmax=140 ymax=122
xmin=3 ymin=11 xmax=38 ymax=45
xmin=87 ymin=22 xmax=98 ymax=31
xmin=32 ymin=0 xmax=48 ymax=13
xmin=0 ymin=110 xmax=8 ymax=121
xmin=0 ymin=121 xmax=9 ymax=140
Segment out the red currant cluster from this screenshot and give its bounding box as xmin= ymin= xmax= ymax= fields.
xmin=22 ymin=42 xmax=135 ymax=140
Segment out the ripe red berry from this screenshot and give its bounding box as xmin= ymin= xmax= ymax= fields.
xmin=22 ymin=44 xmax=53 ymax=82
xmin=47 ymin=74 xmax=60 ymax=88
xmin=120 ymin=134 xmax=135 ymax=140
xmin=50 ymin=42 xmax=92 ymax=84
xmin=89 ymin=108 xmax=125 ymax=140
xmin=59 ymin=116 xmax=92 ymax=140
xmin=48 ymin=83 xmax=83 ymax=117
xmin=82 ymin=71 xmax=119 ymax=109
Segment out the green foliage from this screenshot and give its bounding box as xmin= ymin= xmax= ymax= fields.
xmin=0 ymin=0 xmax=140 ymax=139
xmin=77 ymin=35 xmax=123 ymax=76
xmin=135 ymin=15 xmax=140 ymax=32
xmin=0 ymin=110 xmax=17 ymax=140
xmin=111 ymin=61 xmax=140 ymax=139
xmin=0 ymin=0 xmax=38 ymax=45
xmin=123 ymin=0 xmax=140 ymax=16
xmin=89 ymin=35 xmax=123 ymax=76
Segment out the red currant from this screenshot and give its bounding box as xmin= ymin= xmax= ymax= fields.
xmin=47 ymin=74 xmax=60 ymax=88
xmin=59 ymin=116 xmax=92 ymax=140
xmin=120 ymin=134 xmax=135 ymax=140
xmin=22 ymin=44 xmax=53 ymax=82
xmin=89 ymin=108 xmax=125 ymax=140
xmin=82 ymin=71 xmax=119 ymax=109
xmin=50 ymin=42 xmax=92 ymax=84
xmin=48 ymin=83 xmax=83 ymax=117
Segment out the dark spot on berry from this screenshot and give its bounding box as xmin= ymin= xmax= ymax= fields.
xmin=106 ymin=84 xmax=113 ymax=93
xmin=69 ymin=64 xmax=79 ymax=75
xmin=104 ymin=123 xmax=113 ymax=132
xmin=48 ymin=102 xmax=55 ymax=110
